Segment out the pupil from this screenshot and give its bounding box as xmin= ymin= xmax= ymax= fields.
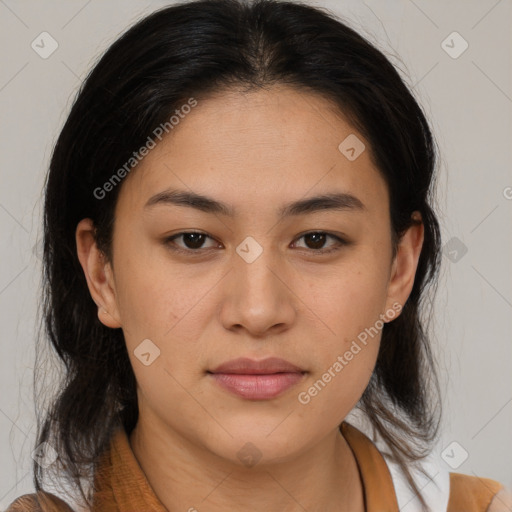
xmin=185 ymin=233 xmax=204 ymax=249
xmin=306 ymin=233 xmax=325 ymax=249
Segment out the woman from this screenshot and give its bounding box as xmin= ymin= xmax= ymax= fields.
xmin=7 ymin=0 xmax=511 ymax=510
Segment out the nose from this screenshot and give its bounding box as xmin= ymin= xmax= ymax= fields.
xmin=218 ymin=239 xmax=297 ymax=337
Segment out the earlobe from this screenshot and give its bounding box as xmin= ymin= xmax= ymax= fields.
xmin=75 ymin=218 xmax=122 ymax=329
xmin=384 ymin=212 xmax=424 ymax=320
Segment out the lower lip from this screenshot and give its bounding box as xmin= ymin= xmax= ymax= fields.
xmin=209 ymin=372 xmax=305 ymax=400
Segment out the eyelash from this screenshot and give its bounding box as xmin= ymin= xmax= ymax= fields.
xmin=163 ymin=230 xmax=349 ymax=256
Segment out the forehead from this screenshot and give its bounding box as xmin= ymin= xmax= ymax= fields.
xmin=117 ymin=85 xmax=388 ymax=217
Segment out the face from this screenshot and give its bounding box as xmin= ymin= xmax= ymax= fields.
xmin=77 ymin=84 xmax=423 ymax=465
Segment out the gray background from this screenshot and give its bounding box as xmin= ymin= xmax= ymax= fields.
xmin=1 ymin=0 xmax=511 ymax=508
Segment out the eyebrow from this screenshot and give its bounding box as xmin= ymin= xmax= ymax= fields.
xmin=144 ymin=188 xmax=366 ymax=218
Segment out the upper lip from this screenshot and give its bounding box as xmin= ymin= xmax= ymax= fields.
xmin=209 ymin=357 xmax=305 ymax=375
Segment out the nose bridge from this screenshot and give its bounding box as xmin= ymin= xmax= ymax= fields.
xmin=222 ymin=233 xmax=295 ymax=331
xmin=233 ymin=234 xmax=281 ymax=293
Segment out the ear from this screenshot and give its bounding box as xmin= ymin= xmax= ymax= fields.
xmin=384 ymin=211 xmax=424 ymax=321
xmin=75 ymin=218 xmax=122 ymax=328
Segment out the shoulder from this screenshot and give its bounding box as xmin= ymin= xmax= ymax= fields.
xmin=448 ymin=472 xmax=512 ymax=512
xmin=5 ymin=491 xmax=75 ymax=512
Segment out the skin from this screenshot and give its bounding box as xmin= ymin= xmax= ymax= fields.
xmin=76 ymin=84 xmax=424 ymax=512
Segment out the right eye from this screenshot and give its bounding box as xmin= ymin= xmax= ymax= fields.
xmin=163 ymin=231 xmax=221 ymax=254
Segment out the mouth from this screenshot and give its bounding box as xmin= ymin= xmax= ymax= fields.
xmin=207 ymin=357 xmax=307 ymax=400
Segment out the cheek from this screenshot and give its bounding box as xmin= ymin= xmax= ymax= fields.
xmin=112 ymin=243 xmax=224 ymax=391
xmin=112 ymin=235 xmax=201 ymax=339
xmin=295 ymin=276 xmax=386 ymax=421
xmin=306 ymin=255 xmax=391 ymax=342
xmin=297 ymin=253 xmax=390 ymax=398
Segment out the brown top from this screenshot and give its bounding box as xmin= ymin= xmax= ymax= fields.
xmin=7 ymin=421 xmax=511 ymax=511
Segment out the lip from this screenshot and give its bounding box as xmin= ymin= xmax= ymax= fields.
xmin=209 ymin=357 xmax=305 ymax=375
xmin=207 ymin=357 xmax=306 ymax=400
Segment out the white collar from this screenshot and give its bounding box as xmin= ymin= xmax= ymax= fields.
xmin=382 ymin=450 xmax=450 ymax=512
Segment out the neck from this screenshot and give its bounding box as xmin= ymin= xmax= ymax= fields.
xmin=129 ymin=411 xmax=365 ymax=512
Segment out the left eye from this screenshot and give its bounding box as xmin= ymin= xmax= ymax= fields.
xmin=164 ymin=231 xmax=346 ymax=254
xmin=292 ymin=232 xmax=346 ymax=253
